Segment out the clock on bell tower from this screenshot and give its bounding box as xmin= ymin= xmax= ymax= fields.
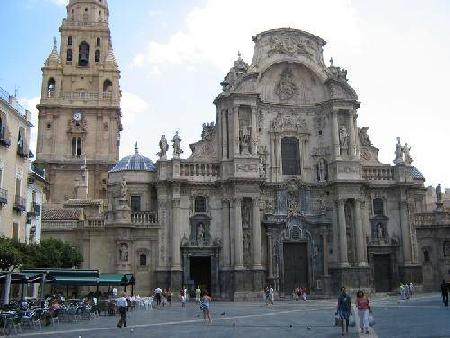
xmin=35 ymin=0 xmax=122 ymax=204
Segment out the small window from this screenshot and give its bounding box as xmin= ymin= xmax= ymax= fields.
xmin=139 ymin=254 xmax=147 ymax=266
xmin=373 ymin=198 xmax=384 ymax=216
xmin=71 ymin=137 xmax=82 ymax=158
xmin=194 ymin=196 xmax=207 ymax=213
xmin=67 ymin=48 xmax=72 ymax=62
xmin=95 ymin=50 xmax=100 ymax=63
xmin=281 ymin=137 xmax=300 ymax=175
xmin=130 ymin=195 xmax=141 ymax=212
xmin=68 ymin=36 xmax=72 ymax=46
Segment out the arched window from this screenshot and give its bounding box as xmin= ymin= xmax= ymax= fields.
xmin=78 ymin=41 xmax=90 ymax=66
xmin=103 ymin=79 xmax=113 ymax=92
xmin=373 ymin=198 xmax=384 ymax=216
xmin=96 ymin=37 xmax=101 ymax=47
xmin=47 ymin=78 xmax=56 ymax=97
xmin=194 ymin=196 xmax=207 ymax=213
xmin=139 ymin=254 xmax=147 ymax=266
xmin=281 ymin=137 xmax=300 ymax=175
xmin=68 ymin=36 xmax=72 ymax=46
xmin=95 ymin=49 xmax=100 ymax=63
xmin=71 ymin=137 xmax=82 ymax=158
xmin=66 ymin=48 xmax=72 ymax=63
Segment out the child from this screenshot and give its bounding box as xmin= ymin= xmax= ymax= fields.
xmin=200 ymin=291 xmax=212 ymax=323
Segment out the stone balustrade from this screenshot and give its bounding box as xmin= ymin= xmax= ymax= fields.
xmin=414 ymin=212 xmax=450 ymax=227
xmin=131 ymin=211 xmax=158 ymax=225
xmin=180 ymin=162 xmax=220 ymax=177
xmin=362 ymin=166 xmax=394 ymax=181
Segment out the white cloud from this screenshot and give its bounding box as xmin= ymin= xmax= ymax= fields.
xmin=132 ymin=0 xmax=361 ymax=72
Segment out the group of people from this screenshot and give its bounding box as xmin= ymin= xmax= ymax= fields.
xmin=292 ymin=287 xmax=307 ymax=301
xmin=399 ymin=282 xmax=414 ymax=300
xmin=336 ymin=287 xmax=372 ymax=336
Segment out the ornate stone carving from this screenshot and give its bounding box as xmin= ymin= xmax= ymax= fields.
xmin=172 ymin=131 xmax=183 ymax=158
xmin=275 ymin=68 xmax=298 ymax=101
xmin=359 ymin=127 xmax=372 ymax=146
xmin=157 ymin=135 xmax=169 ymax=160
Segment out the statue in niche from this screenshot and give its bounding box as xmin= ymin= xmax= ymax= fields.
xmin=436 ymin=184 xmax=442 ymax=204
xmin=239 ymin=126 xmax=251 ymax=154
xmin=120 ymin=177 xmax=128 ymax=200
xmin=317 ymin=158 xmax=327 ymax=182
xmin=172 ymin=131 xmax=183 ymax=158
xmin=157 ymin=135 xmax=169 ymax=160
xmin=359 ymin=127 xmax=372 ymax=146
xmin=275 ymin=68 xmax=298 ymax=101
xmin=119 ymin=243 xmax=128 ymax=262
xmin=339 ymin=126 xmax=349 ymax=155
xmin=403 ymin=143 xmax=413 ymax=166
xmin=197 ymin=223 xmax=205 ymax=245
xmin=394 ymin=137 xmax=404 ymax=165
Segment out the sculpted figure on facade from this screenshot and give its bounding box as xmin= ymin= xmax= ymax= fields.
xmin=394 ymin=137 xmax=404 ymax=165
xmin=403 ymin=143 xmax=413 ymax=166
xmin=275 ymin=68 xmax=298 ymax=101
xmin=339 ymin=126 xmax=349 ymax=155
xmin=359 ymin=127 xmax=372 ymax=146
xmin=157 ymin=135 xmax=169 ymax=160
xmin=172 ymin=131 xmax=183 ymax=158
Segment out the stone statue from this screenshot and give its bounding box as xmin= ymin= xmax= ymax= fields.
xmin=172 ymin=131 xmax=183 ymax=158
xmin=394 ymin=137 xmax=404 ymax=165
xmin=197 ymin=223 xmax=205 ymax=245
xmin=120 ymin=177 xmax=128 ymax=200
xmin=119 ymin=243 xmax=128 ymax=262
xmin=317 ymin=158 xmax=327 ymax=182
xmin=157 ymin=135 xmax=169 ymax=160
xmin=403 ymin=143 xmax=413 ymax=166
xmin=359 ymin=127 xmax=372 ymax=146
xmin=339 ymin=126 xmax=349 ymax=155
xmin=239 ymin=126 xmax=251 ymax=154
xmin=436 ymin=184 xmax=442 ymax=204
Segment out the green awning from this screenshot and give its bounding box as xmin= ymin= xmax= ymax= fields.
xmin=52 ymin=276 xmax=99 ymax=286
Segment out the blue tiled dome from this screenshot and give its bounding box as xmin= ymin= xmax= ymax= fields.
xmin=110 ymin=143 xmax=156 ymax=173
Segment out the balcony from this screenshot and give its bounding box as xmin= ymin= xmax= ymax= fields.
xmin=0 ymin=127 xmax=11 ymax=148
xmin=131 ymin=211 xmax=158 ymax=225
xmin=13 ymin=195 xmax=26 ymax=212
xmin=0 ymin=188 xmax=7 ymax=205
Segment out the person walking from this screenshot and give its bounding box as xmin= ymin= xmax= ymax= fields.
xmin=116 ymin=293 xmax=128 ymax=328
xmin=200 ymin=290 xmax=212 ymax=324
xmin=356 ymin=290 xmax=370 ymax=334
xmin=336 ymin=287 xmax=351 ymax=336
xmin=441 ymin=280 xmax=449 ymax=307
xmin=195 ymin=286 xmax=201 ymax=303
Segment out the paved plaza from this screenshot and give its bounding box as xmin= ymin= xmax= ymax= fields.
xmin=13 ymin=293 xmax=450 ymax=338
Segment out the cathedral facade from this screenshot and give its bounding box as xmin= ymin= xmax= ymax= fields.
xmin=40 ymin=1 xmax=427 ymax=299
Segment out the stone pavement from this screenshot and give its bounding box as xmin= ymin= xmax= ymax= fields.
xmin=15 ymin=293 xmax=450 ymax=338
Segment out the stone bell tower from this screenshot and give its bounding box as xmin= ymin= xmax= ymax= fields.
xmin=35 ymin=0 xmax=122 ymax=204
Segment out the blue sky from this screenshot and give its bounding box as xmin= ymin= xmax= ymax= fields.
xmin=1 ymin=0 xmax=449 ymax=188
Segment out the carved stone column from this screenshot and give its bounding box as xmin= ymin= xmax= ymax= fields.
xmin=233 ymin=105 xmax=240 ymax=156
xmin=233 ymin=198 xmax=244 ymax=270
xmin=222 ymin=199 xmax=231 ymax=267
xmin=171 ymin=198 xmax=181 ymax=270
xmin=252 ymin=198 xmax=262 ymax=269
xmin=400 ymin=199 xmax=412 ymax=264
xmin=354 ymin=199 xmax=367 ymax=266
xmin=251 ymin=106 xmax=258 ymax=155
xmin=348 ymin=111 xmax=356 ymax=159
xmin=338 ymin=199 xmax=349 ymax=266
xmin=331 ymin=111 xmax=341 ymax=159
